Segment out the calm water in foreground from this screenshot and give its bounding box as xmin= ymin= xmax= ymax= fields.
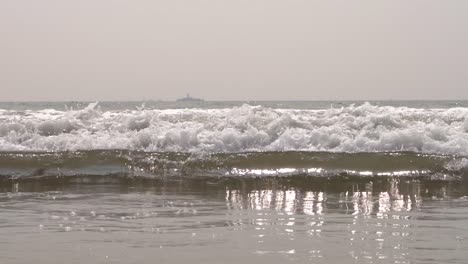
xmin=1 ymin=177 xmax=468 ymax=264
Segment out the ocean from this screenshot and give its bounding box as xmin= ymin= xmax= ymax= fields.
xmin=1 ymin=101 xmax=467 ymax=263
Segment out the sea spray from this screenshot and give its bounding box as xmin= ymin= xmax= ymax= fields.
xmin=0 ymin=103 xmax=467 ymax=155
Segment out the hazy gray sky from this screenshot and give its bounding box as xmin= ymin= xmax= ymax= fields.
xmin=1 ymin=1 xmax=467 ymax=101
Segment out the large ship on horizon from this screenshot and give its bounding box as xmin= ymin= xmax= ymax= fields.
xmin=176 ymin=94 xmax=204 ymax=102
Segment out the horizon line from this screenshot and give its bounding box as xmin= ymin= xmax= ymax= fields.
xmin=1 ymin=99 xmax=468 ymax=103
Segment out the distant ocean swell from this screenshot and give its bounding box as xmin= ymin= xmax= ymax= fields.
xmin=0 ymin=103 xmax=467 ymax=181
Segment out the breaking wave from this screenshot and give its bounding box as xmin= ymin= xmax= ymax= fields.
xmin=0 ymin=102 xmax=467 ymax=155
xmin=0 ymin=151 xmax=467 ymax=181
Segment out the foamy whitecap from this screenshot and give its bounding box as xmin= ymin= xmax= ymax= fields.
xmin=0 ymin=103 xmax=467 ymax=155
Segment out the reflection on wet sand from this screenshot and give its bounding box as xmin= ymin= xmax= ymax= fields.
xmin=226 ymin=178 xmax=423 ymax=214
xmin=224 ymin=178 xmax=441 ymax=263
xmin=1 ymin=176 xmax=467 ymax=264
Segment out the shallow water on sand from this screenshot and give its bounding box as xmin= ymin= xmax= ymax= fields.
xmin=1 ymin=177 xmax=467 ymax=264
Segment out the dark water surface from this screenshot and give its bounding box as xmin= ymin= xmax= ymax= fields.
xmin=1 ymin=176 xmax=468 ymax=264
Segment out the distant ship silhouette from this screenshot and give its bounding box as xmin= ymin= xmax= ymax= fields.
xmin=176 ymin=94 xmax=204 ymax=102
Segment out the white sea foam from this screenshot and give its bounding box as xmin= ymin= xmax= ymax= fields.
xmin=0 ymin=103 xmax=467 ymax=155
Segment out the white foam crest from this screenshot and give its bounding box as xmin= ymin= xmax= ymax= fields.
xmin=444 ymin=158 xmax=468 ymax=171
xmin=0 ymin=103 xmax=467 ymax=155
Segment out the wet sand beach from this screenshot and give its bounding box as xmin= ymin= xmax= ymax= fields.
xmin=1 ymin=176 xmax=468 ymax=264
